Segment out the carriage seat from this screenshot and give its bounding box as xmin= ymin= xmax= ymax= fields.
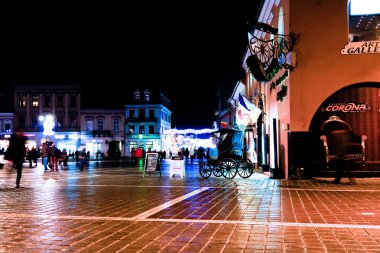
xmin=320 ymin=115 xmax=367 ymax=167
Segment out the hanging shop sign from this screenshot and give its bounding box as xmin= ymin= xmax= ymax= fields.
xmin=341 ymin=40 xmax=380 ymax=54
xmin=130 ymin=134 xmax=160 ymax=139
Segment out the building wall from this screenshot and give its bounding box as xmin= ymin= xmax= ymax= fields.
xmin=289 ymin=0 xmax=380 ymax=130
xmin=80 ymin=109 xmax=125 ymax=157
xmin=124 ymin=103 xmax=172 ymax=156
xmin=12 ymin=85 xmax=81 ymax=153
xmin=285 ymin=0 xmax=380 ymax=177
xmin=242 ymin=0 xmax=380 ymax=178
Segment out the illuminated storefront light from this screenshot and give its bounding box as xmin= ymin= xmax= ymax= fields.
xmin=40 ymin=114 xmax=55 ymax=136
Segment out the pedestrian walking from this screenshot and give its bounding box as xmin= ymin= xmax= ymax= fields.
xmin=48 ymin=142 xmax=59 ymax=171
xmin=41 ymin=142 xmax=49 ymax=171
xmin=79 ymin=148 xmax=87 ymax=171
xmin=8 ymin=128 xmax=27 ymax=188
xmin=327 ymin=128 xmax=351 ymax=184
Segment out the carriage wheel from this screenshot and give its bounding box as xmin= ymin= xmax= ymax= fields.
xmin=221 ymin=158 xmax=238 ymax=179
xmin=199 ymin=162 xmax=212 ymax=178
xmin=237 ymin=160 xmax=254 ymax=178
xmin=212 ymin=164 xmax=223 ymax=177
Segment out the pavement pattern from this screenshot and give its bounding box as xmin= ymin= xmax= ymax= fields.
xmin=0 ymin=159 xmax=379 ymax=253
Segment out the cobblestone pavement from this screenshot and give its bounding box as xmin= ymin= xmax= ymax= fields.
xmin=0 ymin=159 xmax=379 ymax=252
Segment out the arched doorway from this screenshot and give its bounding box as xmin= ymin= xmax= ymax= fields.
xmin=309 ymin=82 xmax=380 ymax=176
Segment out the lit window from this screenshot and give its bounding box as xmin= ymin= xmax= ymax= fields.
xmin=19 ymin=95 xmax=26 ymax=107
xmin=32 ymin=96 xmax=39 ymax=107
xmin=348 ymin=0 xmax=380 ymax=41
xmin=113 ymin=119 xmax=119 ymax=131
xmin=98 ymin=120 xmax=104 ymax=131
xmin=86 ymin=120 xmax=93 ymax=131
xmin=144 ymin=89 xmax=150 ymax=101
xmin=134 ymin=90 xmax=141 ymax=101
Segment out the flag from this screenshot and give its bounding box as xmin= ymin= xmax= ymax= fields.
xmin=236 ymin=94 xmax=251 ymax=126
xmin=239 ymin=93 xmax=251 ymax=111
xmin=220 ymin=121 xmax=228 ymax=128
xmin=236 ymin=94 xmax=262 ymax=126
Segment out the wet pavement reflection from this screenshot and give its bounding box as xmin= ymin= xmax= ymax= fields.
xmin=0 ymin=158 xmax=380 ymax=252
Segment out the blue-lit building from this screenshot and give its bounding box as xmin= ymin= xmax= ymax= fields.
xmin=124 ymin=89 xmax=172 ymax=156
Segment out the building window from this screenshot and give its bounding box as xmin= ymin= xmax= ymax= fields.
xmin=32 ymin=96 xmax=39 ymax=107
xmin=70 ymin=95 xmax=77 ymax=107
xmin=348 ymin=0 xmax=380 ymax=42
xmin=149 ymin=125 xmax=154 ymax=134
xmin=113 ymin=119 xmax=119 ymax=131
xmin=18 ymin=95 xmax=26 ymax=108
xmin=144 ymin=89 xmax=150 ymax=102
xmin=139 ymin=109 xmax=145 ymax=119
xmin=149 ymin=109 xmax=154 ymax=118
xmin=86 ymin=120 xmax=93 ymax=131
xmin=134 ymin=90 xmax=140 ymax=102
xmin=44 ymin=96 xmax=51 ymax=107
xmin=70 ymin=113 xmax=78 ymax=127
xmin=129 ymin=125 xmax=134 ymax=134
xmin=56 ymin=115 xmax=64 ymax=129
xmin=146 ymin=141 xmax=153 ymax=152
xmin=31 ymin=114 xmax=38 ymax=129
xmin=98 ymin=120 xmax=104 ymax=131
xmin=57 ymin=95 xmax=64 ymax=107
xmin=19 ymin=115 xmax=26 ymax=129
xmin=5 ymin=123 xmax=11 ymax=133
xmin=139 ymin=125 xmax=144 ymax=134
xmin=129 ymin=109 xmax=135 ymax=118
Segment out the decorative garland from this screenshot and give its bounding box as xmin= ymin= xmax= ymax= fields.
xmin=269 ymin=69 xmax=289 ymax=102
xmin=277 ymin=85 xmax=288 ymax=102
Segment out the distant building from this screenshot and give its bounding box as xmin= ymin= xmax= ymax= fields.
xmin=80 ymin=109 xmax=124 ymax=158
xmin=125 ymin=89 xmax=172 ymax=156
xmin=0 ymin=112 xmax=13 ymax=150
xmin=13 ymin=84 xmax=81 ymax=153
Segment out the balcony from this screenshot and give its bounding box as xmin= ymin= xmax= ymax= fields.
xmin=92 ymin=130 xmax=112 ymax=137
xmin=126 ymin=117 xmax=157 ymax=123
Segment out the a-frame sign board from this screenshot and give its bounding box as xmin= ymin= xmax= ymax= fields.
xmin=143 ymin=153 xmax=161 ymax=177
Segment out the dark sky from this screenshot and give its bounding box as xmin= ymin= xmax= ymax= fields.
xmin=0 ymin=3 xmax=258 ymax=128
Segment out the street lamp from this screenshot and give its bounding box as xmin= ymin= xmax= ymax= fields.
xmin=39 ymin=114 xmax=55 ymax=138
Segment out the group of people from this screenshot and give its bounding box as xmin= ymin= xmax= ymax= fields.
xmin=3 ymin=128 xmax=70 ymax=188
xmin=40 ymin=142 xmax=68 ymax=171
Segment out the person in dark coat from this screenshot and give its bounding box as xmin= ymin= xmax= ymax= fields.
xmin=8 ymin=128 xmax=27 ymax=188
xmin=327 ymin=128 xmax=351 ymax=184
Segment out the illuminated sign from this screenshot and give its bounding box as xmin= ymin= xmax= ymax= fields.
xmin=69 ymin=134 xmax=79 ymax=140
xmin=322 ymin=102 xmax=371 ymax=113
xmin=341 ymin=41 xmax=380 ymax=54
xmin=130 ymin=134 xmax=160 ymax=139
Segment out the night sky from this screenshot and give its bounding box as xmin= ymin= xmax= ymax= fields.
xmin=0 ymin=2 xmax=258 ymax=128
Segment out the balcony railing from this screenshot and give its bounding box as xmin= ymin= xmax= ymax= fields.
xmin=126 ymin=117 xmax=157 ymax=123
